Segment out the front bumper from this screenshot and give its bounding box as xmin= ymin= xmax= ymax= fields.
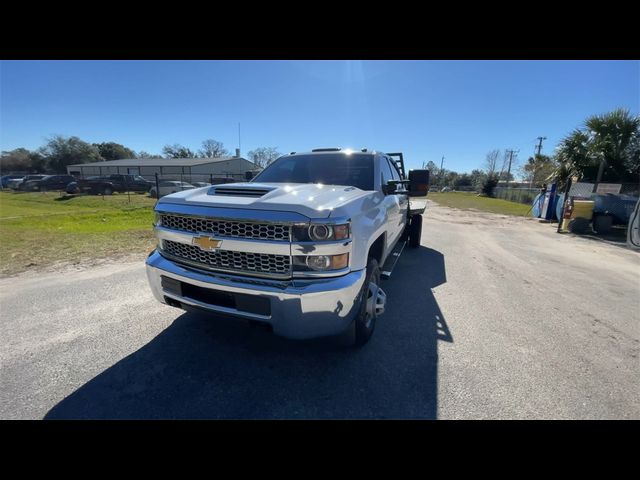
xmin=145 ymin=250 xmax=366 ymax=339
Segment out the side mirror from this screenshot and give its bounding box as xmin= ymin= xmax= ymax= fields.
xmin=408 ymin=169 xmax=430 ymax=197
xmin=383 ymin=180 xmax=399 ymax=195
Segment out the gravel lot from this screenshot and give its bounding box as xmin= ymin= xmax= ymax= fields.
xmin=1 ymin=200 xmax=638 ymax=419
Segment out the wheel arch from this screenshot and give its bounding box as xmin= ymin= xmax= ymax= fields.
xmin=368 ymin=233 xmax=386 ymax=264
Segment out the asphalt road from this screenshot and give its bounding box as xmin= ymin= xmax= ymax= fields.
xmin=1 ymin=201 xmax=639 ymax=419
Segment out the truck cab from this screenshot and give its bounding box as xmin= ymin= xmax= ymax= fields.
xmin=145 ymin=148 xmax=428 ymax=346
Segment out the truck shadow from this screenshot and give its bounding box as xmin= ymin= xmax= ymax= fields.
xmin=45 ymin=246 xmax=451 ymax=419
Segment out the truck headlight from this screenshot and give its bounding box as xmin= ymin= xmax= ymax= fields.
xmin=294 ymin=253 xmax=349 ymax=272
xmin=293 ymin=223 xmax=350 ymax=241
xmin=309 ymin=224 xmax=332 ymax=241
xmin=154 ymin=212 xmax=162 ymax=227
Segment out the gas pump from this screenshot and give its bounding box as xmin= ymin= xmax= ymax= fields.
xmin=540 ymin=183 xmax=557 ymax=220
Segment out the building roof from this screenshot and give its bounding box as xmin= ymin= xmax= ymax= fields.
xmin=68 ymin=156 xmax=254 ymax=168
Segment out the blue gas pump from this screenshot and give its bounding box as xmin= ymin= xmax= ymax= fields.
xmin=541 ymin=183 xmax=557 ymax=220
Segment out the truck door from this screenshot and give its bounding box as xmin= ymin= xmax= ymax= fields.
xmin=380 ymin=155 xmax=406 ymax=252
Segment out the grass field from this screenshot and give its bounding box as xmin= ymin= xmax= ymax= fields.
xmin=428 ymin=191 xmax=531 ymax=216
xmin=0 ymin=191 xmax=156 ymax=275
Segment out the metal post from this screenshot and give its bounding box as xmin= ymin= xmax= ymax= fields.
xmin=557 ymin=177 xmax=573 ymax=233
xmin=126 ymin=175 xmax=130 ymax=204
xmin=155 ymin=172 xmax=160 ymax=201
xmin=594 ymin=155 xmax=606 ymax=193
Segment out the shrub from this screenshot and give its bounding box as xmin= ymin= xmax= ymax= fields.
xmin=481 ymin=174 xmax=499 ymax=197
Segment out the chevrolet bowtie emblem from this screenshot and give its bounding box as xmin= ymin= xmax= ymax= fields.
xmin=192 ymin=236 xmax=222 ymax=251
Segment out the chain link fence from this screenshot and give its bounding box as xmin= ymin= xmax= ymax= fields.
xmin=494 ymin=187 xmax=541 ymax=205
xmin=149 ymin=173 xmax=247 ymax=198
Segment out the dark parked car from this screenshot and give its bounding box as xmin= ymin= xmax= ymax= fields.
xmin=9 ymin=175 xmax=47 ymax=190
xmin=66 ymin=174 xmax=154 ymax=195
xmin=23 ymin=175 xmax=76 ymax=192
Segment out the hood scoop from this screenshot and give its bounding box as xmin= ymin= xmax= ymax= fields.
xmin=207 ymin=184 xmax=274 ymax=198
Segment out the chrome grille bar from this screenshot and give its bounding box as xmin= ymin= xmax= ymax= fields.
xmin=162 ymin=240 xmax=291 ymax=277
xmin=159 ymin=213 xmax=290 ymax=241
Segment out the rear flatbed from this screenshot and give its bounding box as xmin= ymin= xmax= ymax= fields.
xmin=409 ymin=198 xmax=427 ymax=216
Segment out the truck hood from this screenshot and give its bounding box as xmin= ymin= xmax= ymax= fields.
xmin=157 ymin=182 xmax=372 ymax=219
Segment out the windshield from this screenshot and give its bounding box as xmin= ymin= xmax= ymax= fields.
xmin=252 ymin=153 xmax=374 ymax=190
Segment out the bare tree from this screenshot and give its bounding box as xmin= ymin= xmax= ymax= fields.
xmin=247 ymin=147 xmax=282 ymax=169
xmin=162 ymin=144 xmax=196 ymax=158
xmin=484 ymin=149 xmax=501 ymax=175
xmin=198 ymin=139 xmax=229 ymax=158
xmin=137 ymin=151 xmax=163 ymax=159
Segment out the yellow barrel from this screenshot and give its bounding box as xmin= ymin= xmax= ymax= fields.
xmin=560 ymin=199 xmax=595 ymax=231
xmin=572 ymin=200 xmax=595 ymax=219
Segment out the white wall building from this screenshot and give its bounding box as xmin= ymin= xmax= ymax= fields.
xmin=67 ymin=156 xmax=260 ymax=181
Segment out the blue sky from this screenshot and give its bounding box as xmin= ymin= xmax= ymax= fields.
xmin=1 ymin=60 xmax=638 ymax=175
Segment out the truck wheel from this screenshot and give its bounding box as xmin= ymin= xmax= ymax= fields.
xmin=408 ymin=215 xmax=422 ymax=248
xmin=593 ymin=214 xmax=613 ymax=234
xmin=352 ymin=258 xmax=385 ymax=347
xmin=102 ymin=187 xmax=113 ymax=196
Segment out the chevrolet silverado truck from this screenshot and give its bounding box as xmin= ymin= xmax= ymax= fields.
xmin=146 ymin=148 xmax=429 ymax=346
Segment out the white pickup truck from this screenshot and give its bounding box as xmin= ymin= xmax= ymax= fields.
xmin=146 ymin=148 xmax=429 ymax=346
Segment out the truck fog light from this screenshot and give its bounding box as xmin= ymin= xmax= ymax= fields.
xmin=306 ymin=255 xmax=331 ymax=270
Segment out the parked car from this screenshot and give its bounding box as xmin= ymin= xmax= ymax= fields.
xmin=10 ymin=175 xmax=47 ymax=190
xmin=66 ymin=174 xmax=154 ymax=195
xmin=1 ymin=175 xmax=26 ymax=188
xmin=191 ymin=182 xmax=212 ymax=188
xmin=149 ymin=181 xmax=196 ymax=198
xmin=23 ymin=175 xmax=76 ymax=192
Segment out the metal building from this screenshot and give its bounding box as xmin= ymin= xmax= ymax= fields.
xmin=66 ymin=156 xmax=260 ymax=182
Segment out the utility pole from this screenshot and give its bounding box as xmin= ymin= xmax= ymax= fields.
xmin=238 ymin=123 xmax=241 ymax=156
xmin=505 ymin=149 xmax=518 ymax=190
xmin=529 ymin=136 xmax=547 ymax=188
xmin=439 ymin=155 xmax=445 ymax=187
xmin=535 ymin=136 xmax=547 ymax=157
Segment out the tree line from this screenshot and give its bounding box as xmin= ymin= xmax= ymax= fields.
xmin=427 ymin=108 xmax=639 ymax=196
xmin=1 ymin=136 xmax=283 ymax=174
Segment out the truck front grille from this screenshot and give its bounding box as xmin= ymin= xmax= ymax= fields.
xmin=160 ymin=214 xmax=290 ymax=241
xmin=162 ymin=240 xmax=291 ymax=276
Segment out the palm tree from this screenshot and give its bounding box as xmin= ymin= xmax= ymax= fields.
xmin=552 ymin=109 xmax=640 ymax=185
xmin=552 ymin=129 xmax=592 ymax=187
xmin=585 ymin=108 xmax=639 ymax=181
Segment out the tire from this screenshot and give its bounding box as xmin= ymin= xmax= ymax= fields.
xmin=408 ymin=214 xmax=422 ymax=248
xmin=593 ymin=214 xmax=613 ymax=234
xmin=351 ymin=258 xmax=385 ymax=347
xmin=102 ymin=186 xmax=113 ymax=196
xmin=568 ymin=217 xmax=590 ymax=234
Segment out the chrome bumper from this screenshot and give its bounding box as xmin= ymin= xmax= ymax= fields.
xmin=145 ymin=251 xmax=366 ymax=339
